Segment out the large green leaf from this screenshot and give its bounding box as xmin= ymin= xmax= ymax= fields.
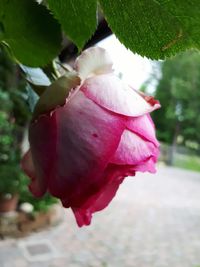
xmin=0 ymin=0 xmax=62 ymax=66
xmin=99 ymin=0 xmax=200 ymax=59
xmin=47 ymin=0 xmax=97 ymax=50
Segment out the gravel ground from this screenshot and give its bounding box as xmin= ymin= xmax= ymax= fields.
xmin=0 ymin=166 xmax=200 ymax=267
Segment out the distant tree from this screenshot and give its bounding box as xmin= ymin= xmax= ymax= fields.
xmin=151 ymin=51 xmax=200 ymax=153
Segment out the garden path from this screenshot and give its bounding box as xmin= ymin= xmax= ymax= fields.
xmin=1 ymin=166 xmax=200 ymax=267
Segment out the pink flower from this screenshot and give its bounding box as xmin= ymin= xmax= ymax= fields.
xmin=22 ymin=47 xmax=160 ymax=227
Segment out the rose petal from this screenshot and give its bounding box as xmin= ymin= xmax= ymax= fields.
xmin=81 ymin=74 xmax=160 ymax=117
xmin=133 ymin=157 xmax=157 ymax=173
xmin=72 ymin=164 xmax=135 ymax=227
xmin=126 ymin=114 xmax=159 ymax=147
xmin=75 ymin=47 xmax=113 ymax=80
xmin=29 ymin=91 xmax=126 ymax=206
xmin=26 ymin=112 xmax=58 ymax=198
xmin=21 ymin=150 xmax=48 ymax=197
xmin=111 ymin=129 xmax=159 ymax=171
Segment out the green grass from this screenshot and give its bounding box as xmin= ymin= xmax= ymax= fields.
xmin=174 ymin=154 xmax=200 ymax=172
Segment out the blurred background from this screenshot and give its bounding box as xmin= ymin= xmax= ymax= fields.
xmin=0 ymin=34 xmax=200 ymax=267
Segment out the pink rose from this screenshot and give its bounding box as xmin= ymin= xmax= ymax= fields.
xmin=22 ymin=47 xmax=160 ymax=227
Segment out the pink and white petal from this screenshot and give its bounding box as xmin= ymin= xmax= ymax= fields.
xmin=135 ymin=90 xmax=160 ymax=108
xmin=111 ymin=129 xmax=159 ymax=167
xmin=47 ymin=91 xmax=126 ymax=203
xmin=27 ymin=113 xmax=57 ymax=197
xmin=133 ymin=157 xmax=157 ymax=173
xmin=71 ymin=164 xmax=135 ymax=227
xmin=21 ymin=150 xmax=48 ymax=197
xmin=72 ymin=208 xmax=92 ymax=226
xmin=74 ymin=47 xmax=113 ymax=80
xmin=127 ymin=114 xmax=159 ymax=147
xmin=81 ymin=74 xmax=160 ymax=117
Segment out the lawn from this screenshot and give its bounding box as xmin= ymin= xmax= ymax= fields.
xmin=174 ymin=154 xmax=200 ymax=172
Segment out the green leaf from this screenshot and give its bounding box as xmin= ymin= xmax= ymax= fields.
xmin=26 ymin=84 xmax=39 ymax=113
xmin=33 ymin=72 xmax=81 ymax=120
xmin=0 ymin=0 xmax=62 ymax=66
xmin=20 ymin=65 xmax=51 ymax=86
xmin=47 ymin=0 xmax=97 ymax=50
xmin=99 ymin=0 xmax=200 ymax=59
xmin=20 ymin=65 xmax=51 ymax=96
xmin=0 ymin=22 xmax=4 ymax=41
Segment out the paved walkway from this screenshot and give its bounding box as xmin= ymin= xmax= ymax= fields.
xmin=0 ymin=166 xmax=200 ymax=267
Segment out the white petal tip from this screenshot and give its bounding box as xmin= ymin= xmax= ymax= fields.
xmin=75 ymin=47 xmax=114 ymax=80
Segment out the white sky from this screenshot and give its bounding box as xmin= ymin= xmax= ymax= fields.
xmin=97 ymin=35 xmax=156 ymax=91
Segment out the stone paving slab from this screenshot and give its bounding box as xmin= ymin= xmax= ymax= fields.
xmin=0 ymin=166 xmax=200 ymax=267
